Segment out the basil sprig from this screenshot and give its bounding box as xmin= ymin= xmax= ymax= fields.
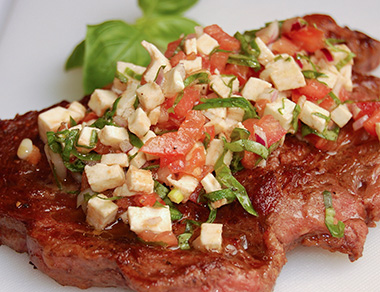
xmin=193 ymin=97 xmax=258 ymax=120
xmin=183 ymin=72 xmax=210 ymax=87
xmin=323 ymin=190 xmax=345 ymax=238
xmin=65 ymin=0 xmax=199 ymax=94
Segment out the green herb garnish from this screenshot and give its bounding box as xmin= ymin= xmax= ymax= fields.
xmin=323 ymin=190 xmax=345 ymax=238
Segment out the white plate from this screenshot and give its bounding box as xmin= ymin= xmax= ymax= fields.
xmin=0 ymin=0 xmax=379 ymax=291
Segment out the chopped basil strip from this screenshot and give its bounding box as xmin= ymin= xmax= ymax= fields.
xmin=70 ymin=116 xmax=77 ymax=127
xmin=167 ymin=91 xmax=184 ymax=114
xmin=323 ymin=190 xmax=345 ymax=238
xmin=291 ymin=104 xmax=301 ymax=132
xmin=204 ymin=188 xmax=236 ymax=203
xmin=302 ymin=70 xmax=327 ymax=79
xmin=183 ymin=72 xmax=210 ymax=87
xmin=227 ymin=54 xmax=261 ymax=70
xmin=90 ymin=97 xmax=121 ymax=129
xmin=328 ymin=92 xmax=341 ymax=105
xmin=224 ymin=139 xmax=269 ymax=159
xmin=234 ymin=31 xmax=260 ymax=57
xmin=154 ymin=180 xmax=170 ymax=199
xmin=128 ymin=131 xmax=144 ymax=148
xmin=163 ymin=198 xmax=183 ymax=221
xmin=214 ymin=150 xmax=258 ymax=216
xmin=301 ymin=124 xmax=340 ymax=141
xmin=177 ymin=219 xmax=201 ymax=250
xmin=193 ymin=97 xmax=258 ymax=120
xmin=206 ymin=203 xmax=217 ymax=223
xmin=230 ymin=127 xmax=250 ymax=142
xmin=203 ymin=132 xmax=211 ymax=149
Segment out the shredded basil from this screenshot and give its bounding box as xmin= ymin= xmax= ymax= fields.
xmin=230 ymin=127 xmax=250 ymax=141
xmin=224 ymin=139 xmax=269 ymax=159
xmin=214 ymin=150 xmax=258 ymax=216
xmin=234 ymin=31 xmax=260 ymax=57
xmin=227 ymin=54 xmax=261 ymax=70
xmin=204 ymin=189 xmax=236 ymax=203
xmin=291 ymin=104 xmax=301 ymax=132
xmin=128 ymin=131 xmax=144 ymax=148
xmin=183 ymin=72 xmax=210 ymax=87
xmin=323 ymin=190 xmax=345 ymax=238
xmin=154 ymin=180 xmax=170 ymax=199
xmin=302 ymin=70 xmax=327 ymax=79
xmin=301 ymin=124 xmax=340 ymax=141
xmin=328 ymin=92 xmax=341 ymax=105
xmin=177 ymin=219 xmax=201 ymax=250
xmin=206 ymin=203 xmax=217 ymax=223
xmin=193 ymin=97 xmax=258 ymax=120
xmin=90 ymin=97 xmax=121 ymax=129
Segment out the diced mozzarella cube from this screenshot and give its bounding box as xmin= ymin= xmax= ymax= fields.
xmin=196 ymin=33 xmax=219 ymax=55
xmin=331 ymin=104 xmax=352 ymax=128
xmin=127 ymin=206 xmax=172 ymax=234
xmin=129 ymin=151 xmax=147 ymax=168
xmin=205 ymin=139 xmax=224 ymax=166
xmin=38 ymin=106 xmax=71 ymax=143
xmin=101 ymin=153 xmax=129 ymax=167
xmin=227 ymin=107 xmax=245 ymax=122
xmin=201 ymin=173 xmax=222 ymax=193
xmin=126 ymin=165 xmax=154 ymax=194
xmin=98 ymin=125 xmax=129 ymax=149
xmin=179 ymin=57 xmax=202 ymax=74
xmin=263 ymin=98 xmax=297 ymax=131
xmin=85 ymin=164 xmax=125 ymax=193
xmin=116 ymin=82 xmax=138 ymax=118
xmin=339 ymin=64 xmax=353 ymax=91
xmin=68 ymin=101 xmax=86 ymax=123
xmin=193 ymin=223 xmax=223 ymax=252
xmin=203 ymin=107 xmax=227 ymax=120
xmin=223 ymin=150 xmax=233 ymax=167
xmin=148 ymin=106 xmax=161 ymax=126
xmin=241 ymin=77 xmax=272 ymax=101
xmin=317 ymin=63 xmax=339 ymax=89
xmin=167 ymin=174 xmax=199 ymax=200
xmin=142 ymin=130 xmax=158 ymax=161
xmin=113 ymin=183 xmax=136 ymax=197
xmin=136 ymin=82 xmax=165 ymax=111
xmin=77 ymin=126 xmax=99 ymax=152
xmin=88 ymin=89 xmax=118 ymax=117
xmin=209 ymin=75 xmax=233 ymax=98
xmin=262 ymin=55 xmax=306 ymax=91
xmin=194 ymin=26 xmax=203 ymax=38
xmin=205 ymin=117 xmax=238 ymax=136
xmin=328 ymin=44 xmax=354 ymax=66
xmin=255 ymin=37 xmax=275 ymax=66
xmin=116 ymin=61 xmax=146 ymax=82
xmin=162 ymin=64 xmax=186 ymax=96
xmin=86 ymin=194 xmax=118 ymax=230
xmin=299 ymin=99 xmax=330 ymax=133
xmin=184 ymin=38 xmax=197 ymax=55
xmin=128 ymin=108 xmax=151 ymax=138
xmin=141 ymin=41 xmax=171 ymax=83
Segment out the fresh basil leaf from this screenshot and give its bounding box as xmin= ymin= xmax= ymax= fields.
xmin=91 ymin=97 xmax=121 ymax=129
xmin=230 ymin=127 xmax=250 ymax=142
xmin=204 ymin=189 xmax=236 ymax=203
xmin=193 ymin=97 xmax=258 ymax=120
xmin=138 ymin=0 xmax=198 ymax=17
xmin=230 ymin=152 xmax=244 ymax=172
xmin=128 ymin=131 xmax=144 ymax=148
xmin=301 ymin=124 xmax=339 ymax=141
xmin=159 ymin=198 xmax=183 ymax=221
xmin=184 ymin=72 xmax=210 ymax=87
xmin=292 ymin=104 xmax=301 ymax=132
xmin=65 ymin=40 xmax=85 ymax=70
xmin=154 ymin=180 xmax=170 ymax=199
xmin=225 ymin=139 xmax=269 ymax=159
xmin=227 ymin=54 xmax=261 ymax=70
xmin=323 ymin=190 xmax=345 ymax=238
xmin=234 ymin=31 xmax=260 ymax=57
xmin=302 ymin=70 xmax=327 ymax=79
xmin=214 ymin=150 xmax=258 ymax=216
xmin=206 ymin=204 xmax=217 ymax=223
xmin=178 ymin=232 xmax=193 ymax=250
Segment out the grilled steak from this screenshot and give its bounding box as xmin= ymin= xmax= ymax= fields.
xmin=1 ymin=15 xmax=380 ymax=292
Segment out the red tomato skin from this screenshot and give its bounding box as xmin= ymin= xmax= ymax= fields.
xmin=173 ymin=87 xmax=201 ymax=118
xmin=133 ymin=193 xmax=165 ymax=207
xmin=292 ymin=79 xmax=331 ymax=102
xmin=223 ymin=64 xmax=258 ymax=87
xmin=363 ymin=108 xmax=380 ymax=137
xmin=271 ymin=36 xmax=300 ymax=56
xmin=286 ymin=26 xmax=325 ymax=52
xmin=170 ymin=51 xmax=186 ymax=67
xmin=353 ymin=102 xmax=380 ymax=120
xmin=204 ymin=24 xmax=240 ymax=51
xmin=178 ymin=110 xmax=206 ymax=141
xmin=209 ymin=52 xmax=229 ymax=73
xmin=165 ymin=38 xmax=183 ymax=58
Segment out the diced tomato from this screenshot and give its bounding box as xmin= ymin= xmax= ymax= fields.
xmin=137 ymin=230 xmax=178 ymax=247
xmin=83 ymin=111 xmax=98 ymax=123
xmin=255 ymin=99 xmax=270 ymax=117
xmin=178 ymin=110 xmax=206 ymax=141
xmin=94 ymin=141 xmax=113 ymax=154
xmin=285 ymin=26 xmax=325 ymax=53
xmin=353 ymin=101 xmax=380 ymax=120
xmin=173 ymin=87 xmax=201 ymax=118
xmin=170 ymin=51 xmax=186 ymax=67
xmin=133 ymin=193 xmax=165 ymax=207
xmin=203 ymin=125 xmax=215 ymax=142
xmin=165 ymin=37 xmax=183 ymax=58
xmin=363 ymin=108 xmax=380 ymax=137
xmin=318 ymin=95 xmax=335 ymax=111
xmin=292 ymin=79 xmax=331 ymax=103
xmin=209 ymin=51 xmax=229 ymax=73
xmin=223 ymin=64 xmax=258 ymax=86
xmin=257 ymin=115 xmax=287 ymax=146
xmin=271 ymin=36 xmax=300 ymax=56
xmin=241 ymin=151 xmax=260 ymax=169
xmin=204 ymin=24 xmax=240 ymax=51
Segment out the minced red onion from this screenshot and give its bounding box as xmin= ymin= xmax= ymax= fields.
xmin=256 ymin=21 xmax=279 ymax=45
xmin=352 ymin=115 xmax=369 ymax=131
xmin=321 ymin=48 xmax=334 ymax=62
xmin=271 ymin=90 xmax=279 ymax=102
xmin=254 ymin=125 xmax=268 ymax=147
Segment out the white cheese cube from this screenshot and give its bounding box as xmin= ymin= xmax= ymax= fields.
xmin=136 ymin=82 xmax=165 ymax=111
xmin=127 ymin=206 xmax=172 ymax=234
xmin=241 ymin=77 xmax=272 ymax=101
xmin=223 ymin=150 xmax=233 ymax=167
xmin=116 ymin=82 xmax=138 ymax=118
xmin=167 ymin=174 xmax=199 ymax=200
xmin=339 ymin=64 xmax=353 ymax=91
xmin=98 ymin=125 xmax=129 ymax=149
xmin=206 ymin=117 xmax=238 ymax=136
xmin=128 ymin=108 xmax=151 ymax=138
xmin=179 ymin=57 xmax=202 ymax=74
xmin=101 ymin=153 xmax=129 ymax=167
xmin=116 ymin=61 xmax=146 ymax=82
xmin=316 ymin=61 xmax=339 ymax=89
xmin=88 ymin=89 xmax=118 ymax=117
xmin=126 ymin=165 xmax=154 ymax=193
xmin=201 ymin=173 xmax=222 ymax=193
xmin=194 ymin=26 xmax=203 ymax=38
xmin=331 ymin=104 xmax=352 ymax=128
xmin=263 ymin=55 xmax=306 ymax=91
xmin=209 ymin=75 xmax=232 ymax=98
xmin=85 ymin=164 xmax=125 ymax=193
xmin=263 ymin=98 xmax=296 ymax=131
xmin=113 ymin=183 xmax=136 ymax=197
xmin=129 ymin=151 xmax=147 ymax=168
xmin=77 ymin=126 xmax=100 ymax=153
xmin=184 ymin=38 xmax=197 ymax=55
xmin=38 ymin=106 xmax=71 ymax=143
xmin=205 ymin=139 xmax=224 ymax=166
xmin=162 ymin=64 xmax=186 ymax=96
xmin=328 ymin=44 xmax=354 ymax=66
xmin=141 ymin=40 xmax=171 ymax=83
xmin=196 ymin=33 xmax=219 ymax=55
xmin=194 ymin=223 xmax=223 ymax=252
xmin=223 ymin=76 xmax=239 ymax=94
xmin=68 ymin=101 xmax=86 ymax=123
xmin=142 ymin=130 xmax=159 ymax=161
xmin=227 ymin=107 xmax=245 ymax=122
xmin=203 ymin=107 xmax=227 ymax=120
xmin=299 ymin=99 xmax=330 ymax=133
xmin=86 ymin=194 xmax=118 ymax=230
xmin=255 ymin=37 xmax=275 ymax=66
xmin=148 ymin=106 xmax=161 ymax=126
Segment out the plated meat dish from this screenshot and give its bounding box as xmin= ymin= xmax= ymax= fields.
xmin=1 ymin=14 xmax=380 ymax=291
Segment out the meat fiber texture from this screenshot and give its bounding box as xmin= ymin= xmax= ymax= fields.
xmin=1 ymin=14 xmax=380 ymax=292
